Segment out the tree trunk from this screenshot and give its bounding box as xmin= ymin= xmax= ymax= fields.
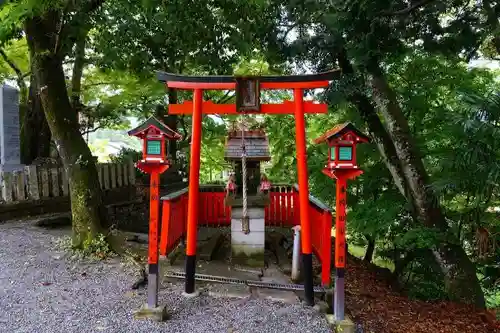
xmin=366 ymin=60 xmax=485 ymax=308
xmin=364 ymin=235 xmax=375 ymax=262
xmin=166 ymin=89 xmax=178 ymax=160
xmin=25 ymin=12 xmax=106 ymax=248
xmin=335 ymin=47 xmax=485 ymax=308
xmin=21 ymin=72 xmax=51 ymax=164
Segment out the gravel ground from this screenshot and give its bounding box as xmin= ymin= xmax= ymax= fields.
xmin=0 ymin=221 xmax=331 ymax=333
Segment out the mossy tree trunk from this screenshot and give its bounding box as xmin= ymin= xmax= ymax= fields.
xmin=25 ymin=10 xmax=106 ymax=248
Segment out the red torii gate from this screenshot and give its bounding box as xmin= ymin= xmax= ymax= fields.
xmin=157 ymin=70 xmax=340 ymax=305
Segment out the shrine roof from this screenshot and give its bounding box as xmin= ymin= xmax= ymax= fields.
xmin=314 ymin=122 xmax=370 ymax=144
xmin=127 ymin=116 xmax=182 ymax=140
xmin=224 ymin=130 xmax=271 ymax=161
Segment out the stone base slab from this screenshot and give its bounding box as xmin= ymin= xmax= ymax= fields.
xmin=133 ymin=304 xmax=169 ymax=322
xmin=325 ymin=314 xmax=355 ymax=333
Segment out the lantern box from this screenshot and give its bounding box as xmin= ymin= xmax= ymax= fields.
xmin=314 ymin=122 xmax=370 ymax=172
xmin=128 ymin=116 xmax=182 ymax=173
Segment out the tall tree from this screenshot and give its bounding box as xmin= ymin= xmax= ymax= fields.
xmin=262 ymin=0 xmax=500 ymax=307
xmin=1 ymin=1 xmax=109 ymax=248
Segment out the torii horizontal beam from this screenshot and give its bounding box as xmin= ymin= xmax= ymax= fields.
xmin=156 ymin=70 xmax=340 ymax=90
xmin=156 ymin=70 xmax=340 ymax=115
xmin=168 ymin=100 xmax=327 ymax=115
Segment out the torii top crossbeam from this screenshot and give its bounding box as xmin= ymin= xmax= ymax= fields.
xmin=156 ymin=70 xmax=340 ymax=115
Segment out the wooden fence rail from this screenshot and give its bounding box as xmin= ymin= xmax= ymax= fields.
xmin=0 ymin=160 xmax=136 ymax=204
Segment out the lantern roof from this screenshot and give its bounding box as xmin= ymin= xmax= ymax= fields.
xmin=127 ymin=116 xmax=182 ymax=140
xmin=314 ymin=122 xmax=370 ymax=144
xmin=224 ymin=129 xmax=271 ymax=161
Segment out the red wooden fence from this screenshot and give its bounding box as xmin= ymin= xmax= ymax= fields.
xmin=159 ymin=184 xmax=332 ymax=285
xmin=159 ymin=189 xmax=188 ymax=256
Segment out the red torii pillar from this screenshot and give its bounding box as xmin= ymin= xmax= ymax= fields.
xmin=293 ymin=88 xmax=314 ymax=305
xmin=185 ymin=89 xmax=203 ymax=294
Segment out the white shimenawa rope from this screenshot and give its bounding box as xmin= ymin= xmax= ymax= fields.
xmin=241 ymin=115 xmax=248 ymax=233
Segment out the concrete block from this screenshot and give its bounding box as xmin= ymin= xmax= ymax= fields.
xmin=231 ymin=217 xmax=265 ymax=232
xmin=231 ymin=207 xmax=265 ymax=219
xmin=133 ymin=304 xmax=169 ymax=322
xmin=231 ymin=230 xmax=265 ymax=246
xmin=231 ymin=244 xmax=265 ymax=267
xmin=231 ymin=243 xmax=265 ymax=255
xmin=325 ymin=314 xmax=355 ymax=333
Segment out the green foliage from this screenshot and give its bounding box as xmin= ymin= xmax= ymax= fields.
xmin=109 ymin=147 xmax=141 ymax=164
xmin=485 ymin=287 xmax=500 ymax=310
xmin=55 ymin=233 xmax=114 ymax=260
xmin=394 ymin=227 xmax=445 ymax=251
xmin=109 ymin=147 xmax=146 ymax=182
xmin=81 ymin=233 xmax=113 ymax=259
xmin=0 ymin=37 xmax=29 ymax=80
xmin=80 ymin=68 xmax=166 ymax=120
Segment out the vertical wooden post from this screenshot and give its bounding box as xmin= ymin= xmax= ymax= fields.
xmin=147 ymin=171 xmax=161 ymax=308
xmin=185 ymin=88 xmax=203 ymax=294
xmin=129 ymin=160 xmax=136 ymax=185
xmin=293 ymin=88 xmax=314 ymax=306
xmin=334 ymin=177 xmax=347 ymax=320
xmin=321 ymin=211 xmax=332 ymax=286
xmin=50 ymin=168 xmax=59 ymax=197
xmin=1 ymin=171 xmax=13 ymax=203
xmin=110 ymin=163 xmax=117 ymax=189
xmin=25 ymin=166 xmax=40 ymax=200
xmin=14 ymin=171 xmax=25 ymax=201
xmin=40 ymin=167 xmax=49 ymax=198
xmin=103 ymin=164 xmax=110 ymax=190
xmin=159 ymin=200 xmax=171 ymax=256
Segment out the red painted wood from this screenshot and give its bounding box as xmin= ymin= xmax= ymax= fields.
xmin=335 ymin=178 xmax=347 ymax=268
xmin=160 ymin=187 xmax=331 ymax=286
xmin=260 ymin=81 xmax=330 ymax=89
xmin=159 ymin=193 xmax=189 ymax=256
xmin=167 ymin=81 xmax=236 ymax=90
xmin=280 ymin=191 xmax=287 ymax=227
xmin=198 ymin=192 xmax=231 ymax=226
xmin=166 ymin=80 xmax=330 ymax=91
xmin=168 ymin=100 xmax=328 ymax=115
xmin=322 ymin=211 xmax=332 ymax=286
xmin=148 ymin=172 xmax=161 ymax=265
xmin=186 ymin=89 xmax=203 ymax=256
xmin=159 ymin=200 xmax=171 ymax=256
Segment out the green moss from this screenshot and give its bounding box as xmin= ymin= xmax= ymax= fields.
xmin=231 ymin=249 xmax=265 ymax=267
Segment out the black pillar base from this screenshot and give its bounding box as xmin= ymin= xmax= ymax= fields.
xmin=185 ymin=254 xmax=196 ymax=294
xmin=302 ymin=253 xmax=314 ymax=306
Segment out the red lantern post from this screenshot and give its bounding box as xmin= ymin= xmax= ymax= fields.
xmin=128 ymin=116 xmax=181 ymax=319
xmin=314 ymin=122 xmax=370 ymax=321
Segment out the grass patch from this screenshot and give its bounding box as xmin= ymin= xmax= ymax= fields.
xmin=54 ymin=233 xmax=115 ymax=261
xmin=348 ymin=243 xmax=395 ymax=272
